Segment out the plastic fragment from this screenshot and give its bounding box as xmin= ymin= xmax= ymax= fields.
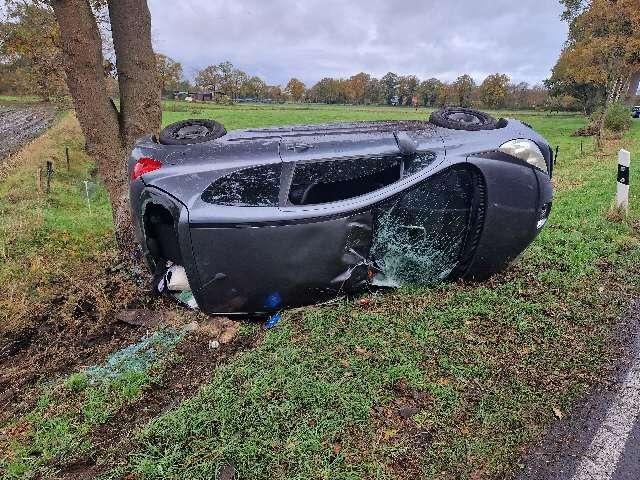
xmin=165 ymin=265 xmax=190 ymax=290
xmin=263 ymin=313 xmax=282 ymax=330
xmin=174 ymin=290 xmax=198 ymax=309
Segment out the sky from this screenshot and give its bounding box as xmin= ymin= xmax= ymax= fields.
xmin=147 ymin=0 xmax=568 ymax=87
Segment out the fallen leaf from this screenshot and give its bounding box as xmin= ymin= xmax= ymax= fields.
xmin=381 ymin=428 xmax=397 ymax=440
xmin=469 ymin=469 xmax=484 ymax=480
xmin=332 ymin=443 xmax=342 ymax=454
xmin=198 ymin=317 xmax=240 ymax=344
xmin=217 ymin=464 xmax=235 ymax=480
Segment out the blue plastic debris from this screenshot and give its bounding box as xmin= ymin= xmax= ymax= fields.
xmin=263 ymin=313 xmax=282 ymax=330
xmin=263 ymin=292 xmax=282 ymax=310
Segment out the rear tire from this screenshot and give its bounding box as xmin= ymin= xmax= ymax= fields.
xmin=429 ymin=108 xmax=499 ymax=131
xmin=159 ymin=119 xmax=227 ymax=145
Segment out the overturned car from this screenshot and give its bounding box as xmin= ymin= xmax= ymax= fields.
xmin=128 ymin=108 xmax=553 ymax=315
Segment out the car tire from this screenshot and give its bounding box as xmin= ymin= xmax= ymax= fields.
xmin=159 ymin=119 xmax=227 ymax=145
xmin=429 ymin=108 xmax=499 ymax=131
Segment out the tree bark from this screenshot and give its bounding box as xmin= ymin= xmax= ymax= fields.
xmin=52 ymin=0 xmax=129 ymax=237
xmin=629 ymin=72 xmax=640 ymax=100
xmin=107 ymin=0 xmax=161 ymax=150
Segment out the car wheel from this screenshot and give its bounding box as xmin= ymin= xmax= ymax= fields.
xmin=159 ymin=119 xmax=227 ymax=145
xmin=429 ymin=108 xmax=499 ymax=131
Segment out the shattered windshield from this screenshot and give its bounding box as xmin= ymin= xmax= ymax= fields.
xmin=371 ymin=166 xmax=476 ymax=286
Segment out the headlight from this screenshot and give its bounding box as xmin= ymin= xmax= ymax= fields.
xmin=498 ymin=139 xmax=548 ymax=174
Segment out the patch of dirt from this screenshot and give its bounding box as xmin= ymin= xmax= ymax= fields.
xmin=0 ymin=256 xmax=169 ymax=423
xmin=0 ymin=104 xmax=57 ymax=163
xmin=55 ymin=321 xmax=260 ymax=479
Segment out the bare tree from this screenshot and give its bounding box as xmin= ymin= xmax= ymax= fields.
xmin=52 ymin=0 xmax=160 ymax=255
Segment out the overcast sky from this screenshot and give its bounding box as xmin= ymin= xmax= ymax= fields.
xmin=147 ymin=0 xmax=568 ymax=87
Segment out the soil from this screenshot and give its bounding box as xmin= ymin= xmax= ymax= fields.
xmin=0 ymin=104 xmax=57 ymax=163
xmin=0 ymin=270 xmax=156 ymax=422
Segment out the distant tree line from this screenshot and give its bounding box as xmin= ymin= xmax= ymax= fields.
xmin=303 ymin=72 xmax=549 ymax=109
xmin=162 ymin=63 xmax=549 ymax=110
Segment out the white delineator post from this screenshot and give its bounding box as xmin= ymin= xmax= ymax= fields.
xmin=617 ymin=149 xmax=631 ymax=213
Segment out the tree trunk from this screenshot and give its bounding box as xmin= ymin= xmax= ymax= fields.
xmin=53 ymin=0 xmax=161 ymax=258
xmin=628 ymin=71 xmax=640 ymax=100
xmin=107 ymin=0 xmax=161 ymax=150
xmin=52 ymin=0 xmax=130 ymax=244
xmin=597 ymin=75 xmax=619 ymax=148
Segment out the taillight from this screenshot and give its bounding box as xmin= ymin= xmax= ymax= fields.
xmin=131 ymin=157 xmax=162 ymax=180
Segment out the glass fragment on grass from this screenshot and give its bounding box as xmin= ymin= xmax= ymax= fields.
xmin=85 ymin=328 xmax=183 ymax=384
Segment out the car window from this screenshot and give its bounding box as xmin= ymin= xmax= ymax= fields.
xmin=371 ymin=166 xmax=475 ymax=285
xmin=288 ymin=153 xmax=437 ymax=206
xmin=202 ymin=163 xmax=282 ymax=207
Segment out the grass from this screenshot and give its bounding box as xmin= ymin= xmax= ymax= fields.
xmin=0 ymin=95 xmax=42 ymax=105
xmin=0 ymin=114 xmax=121 ymax=334
xmin=1 ymin=103 xmax=639 ymax=480
xmin=3 ymin=333 xmax=176 ymax=479
xmin=160 ymin=99 xmax=578 ymax=130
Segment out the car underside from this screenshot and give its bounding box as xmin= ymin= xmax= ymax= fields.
xmin=128 ymin=108 xmax=554 ymax=315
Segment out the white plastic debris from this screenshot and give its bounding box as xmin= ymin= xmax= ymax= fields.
xmin=165 ymin=265 xmax=190 ymax=291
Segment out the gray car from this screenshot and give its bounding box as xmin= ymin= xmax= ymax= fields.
xmin=128 ymin=108 xmax=554 ymax=315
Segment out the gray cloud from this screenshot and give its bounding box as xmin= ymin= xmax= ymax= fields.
xmin=147 ymin=0 xmax=567 ymax=87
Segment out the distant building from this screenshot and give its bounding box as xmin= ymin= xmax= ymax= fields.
xmin=172 ymin=90 xmax=218 ymax=102
xmin=192 ymin=92 xmax=213 ymax=101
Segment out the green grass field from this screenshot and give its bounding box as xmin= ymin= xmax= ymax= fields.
xmin=0 ymin=95 xmax=42 ymax=105
xmin=161 ymin=100 xmax=579 ymax=130
xmin=1 ymin=102 xmax=639 ymax=480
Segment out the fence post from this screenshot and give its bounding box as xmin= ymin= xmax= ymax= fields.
xmin=617 ymin=149 xmax=631 ymax=213
xmin=45 ymin=160 xmax=54 ymax=194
